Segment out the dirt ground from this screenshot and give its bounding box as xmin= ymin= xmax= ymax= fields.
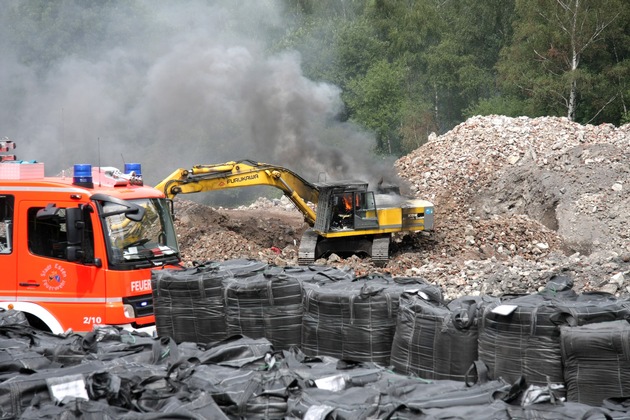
xmin=174 ymin=115 xmax=630 ymax=300
xmin=174 ymin=200 xmax=307 ymax=261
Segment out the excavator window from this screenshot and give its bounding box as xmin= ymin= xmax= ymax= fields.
xmin=354 ymin=191 xmax=379 ymax=229
xmin=332 ymin=193 xmax=354 ymax=230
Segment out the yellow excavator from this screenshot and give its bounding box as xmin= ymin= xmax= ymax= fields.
xmin=155 ymin=160 xmax=434 ymax=266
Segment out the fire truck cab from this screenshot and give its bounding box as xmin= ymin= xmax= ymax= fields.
xmin=0 ymin=139 xmax=180 ymax=333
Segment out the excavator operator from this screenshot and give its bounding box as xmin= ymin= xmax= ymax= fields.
xmin=332 ymin=193 xmax=353 ymax=230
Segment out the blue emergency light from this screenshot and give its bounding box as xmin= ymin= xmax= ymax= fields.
xmin=73 ymin=164 xmax=94 ymax=188
xmin=124 ymin=163 xmax=142 ymax=176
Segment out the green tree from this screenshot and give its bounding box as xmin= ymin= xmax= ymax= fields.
xmin=363 ymin=0 xmax=516 ymax=146
xmin=426 ymin=0 xmax=515 ymax=127
xmin=280 ymin=0 xmax=517 ymax=154
xmin=344 ymin=59 xmax=407 ymax=154
xmin=498 ymin=0 xmax=628 ymax=124
xmin=361 ymin=0 xmax=443 ymax=152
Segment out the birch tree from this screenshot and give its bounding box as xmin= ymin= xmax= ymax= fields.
xmin=545 ymin=0 xmax=619 ymax=120
xmin=499 ymin=0 xmax=625 ymax=122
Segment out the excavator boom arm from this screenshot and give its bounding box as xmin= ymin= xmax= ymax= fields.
xmin=155 ymin=160 xmax=318 ymax=225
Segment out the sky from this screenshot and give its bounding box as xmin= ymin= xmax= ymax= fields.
xmin=0 ymin=0 xmax=402 ymax=200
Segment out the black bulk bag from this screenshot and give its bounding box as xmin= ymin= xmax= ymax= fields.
xmin=0 ymin=324 xmax=89 ymax=367
xmin=287 ymin=386 xmax=383 ymax=419
xmin=187 ymin=365 xmax=292 ymax=419
xmin=0 ymin=348 xmax=57 ymax=375
xmin=561 ymin=319 xmax=630 ymax=406
xmin=223 ymin=266 xmax=303 ymax=351
xmin=214 ymin=258 xmax=269 ymax=277
xmin=0 ymin=308 xmax=29 ymax=326
xmin=402 ymin=399 xmax=615 ymax=420
xmin=180 ymin=336 xmax=289 ymax=419
xmin=196 ymin=335 xmax=275 ymax=368
xmin=0 ymin=361 xmax=107 ymax=418
xmin=288 ymin=364 xmax=512 ymax=419
xmin=151 ymin=262 xmax=234 ymax=344
xmin=391 ymin=293 xmax=499 ymax=381
xmin=479 ymin=289 xmax=630 ymax=387
xmin=301 ymin=275 xmax=437 ymax=364
xmin=282 ymin=265 xmax=355 ymax=284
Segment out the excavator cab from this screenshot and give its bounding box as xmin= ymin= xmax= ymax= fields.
xmin=298 ymin=182 xmax=388 ymax=266
xmin=313 ymin=182 xmax=378 ymax=233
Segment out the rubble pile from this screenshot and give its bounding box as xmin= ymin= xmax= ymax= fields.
xmin=176 ymin=115 xmax=630 ymax=300
xmin=174 ymin=196 xmax=306 ymax=263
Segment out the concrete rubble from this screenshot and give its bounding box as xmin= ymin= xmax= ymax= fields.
xmin=175 ymin=115 xmax=630 ymax=300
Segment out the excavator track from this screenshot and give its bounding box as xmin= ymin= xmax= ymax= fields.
xmin=371 ymin=235 xmax=390 ymax=267
xmin=298 ymin=228 xmax=319 ymax=265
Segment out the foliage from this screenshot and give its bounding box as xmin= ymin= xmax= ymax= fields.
xmin=344 ymin=59 xmax=407 ymax=154
xmin=305 ymin=0 xmax=519 ymax=153
xmin=497 ymin=0 xmax=629 ymax=125
xmin=424 ymin=0 xmax=516 ymax=131
xmin=4 ymin=0 xmax=630 ymax=162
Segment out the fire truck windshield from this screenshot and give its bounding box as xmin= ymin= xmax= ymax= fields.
xmin=101 ymin=198 xmax=179 ymax=268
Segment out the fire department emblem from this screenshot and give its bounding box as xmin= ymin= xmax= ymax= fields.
xmin=41 ymin=264 xmax=67 ymax=291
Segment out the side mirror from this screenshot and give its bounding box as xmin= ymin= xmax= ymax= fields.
xmin=67 ymin=246 xmax=102 ymax=266
xmin=66 ymin=245 xmax=81 ymax=262
xmin=125 ymin=206 xmax=145 ymax=222
xmin=66 ymin=208 xmax=84 ymax=244
xmin=65 ymin=208 xmax=84 ymax=262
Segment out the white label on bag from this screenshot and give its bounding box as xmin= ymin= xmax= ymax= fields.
xmin=47 ymin=374 xmax=89 ymax=403
xmin=314 ymin=374 xmax=347 ymax=391
xmin=492 ymin=304 xmax=518 ymax=316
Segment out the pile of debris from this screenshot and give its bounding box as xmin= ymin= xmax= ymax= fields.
xmin=175 ymin=115 xmax=630 ymax=300
xmin=395 ymin=115 xmax=630 ymax=298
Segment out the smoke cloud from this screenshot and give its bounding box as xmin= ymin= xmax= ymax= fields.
xmin=0 ymin=0 xmax=402 ymax=200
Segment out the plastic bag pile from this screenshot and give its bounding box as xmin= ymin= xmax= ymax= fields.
xmin=2 ymin=261 xmax=630 ymax=418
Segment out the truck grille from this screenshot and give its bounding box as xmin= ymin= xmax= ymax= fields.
xmin=123 ymin=293 xmax=154 ymax=318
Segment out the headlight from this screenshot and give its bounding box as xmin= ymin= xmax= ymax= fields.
xmin=123 ymin=304 xmax=135 ymax=319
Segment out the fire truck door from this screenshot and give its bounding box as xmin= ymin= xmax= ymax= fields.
xmin=17 ymin=201 xmax=106 ymax=328
xmin=0 ymin=194 xmax=16 ymax=301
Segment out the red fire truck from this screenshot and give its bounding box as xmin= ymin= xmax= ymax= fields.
xmin=0 ymin=139 xmax=180 ymax=333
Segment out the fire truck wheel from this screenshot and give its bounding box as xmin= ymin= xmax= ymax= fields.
xmin=24 ymin=313 xmax=52 ymax=333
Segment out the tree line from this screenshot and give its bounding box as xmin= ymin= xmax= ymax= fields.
xmin=279 ymin=0 xmax=630 ymax=155
xmin=3 ymin=0 xmax=629 ymax=157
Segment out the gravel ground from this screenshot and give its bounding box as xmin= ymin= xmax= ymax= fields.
xmin=175 ymin=115 xmax=630 ymax=300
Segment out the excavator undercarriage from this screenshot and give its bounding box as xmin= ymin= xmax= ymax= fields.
xmin=297 ymin=229 xmax=391 ymax=267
